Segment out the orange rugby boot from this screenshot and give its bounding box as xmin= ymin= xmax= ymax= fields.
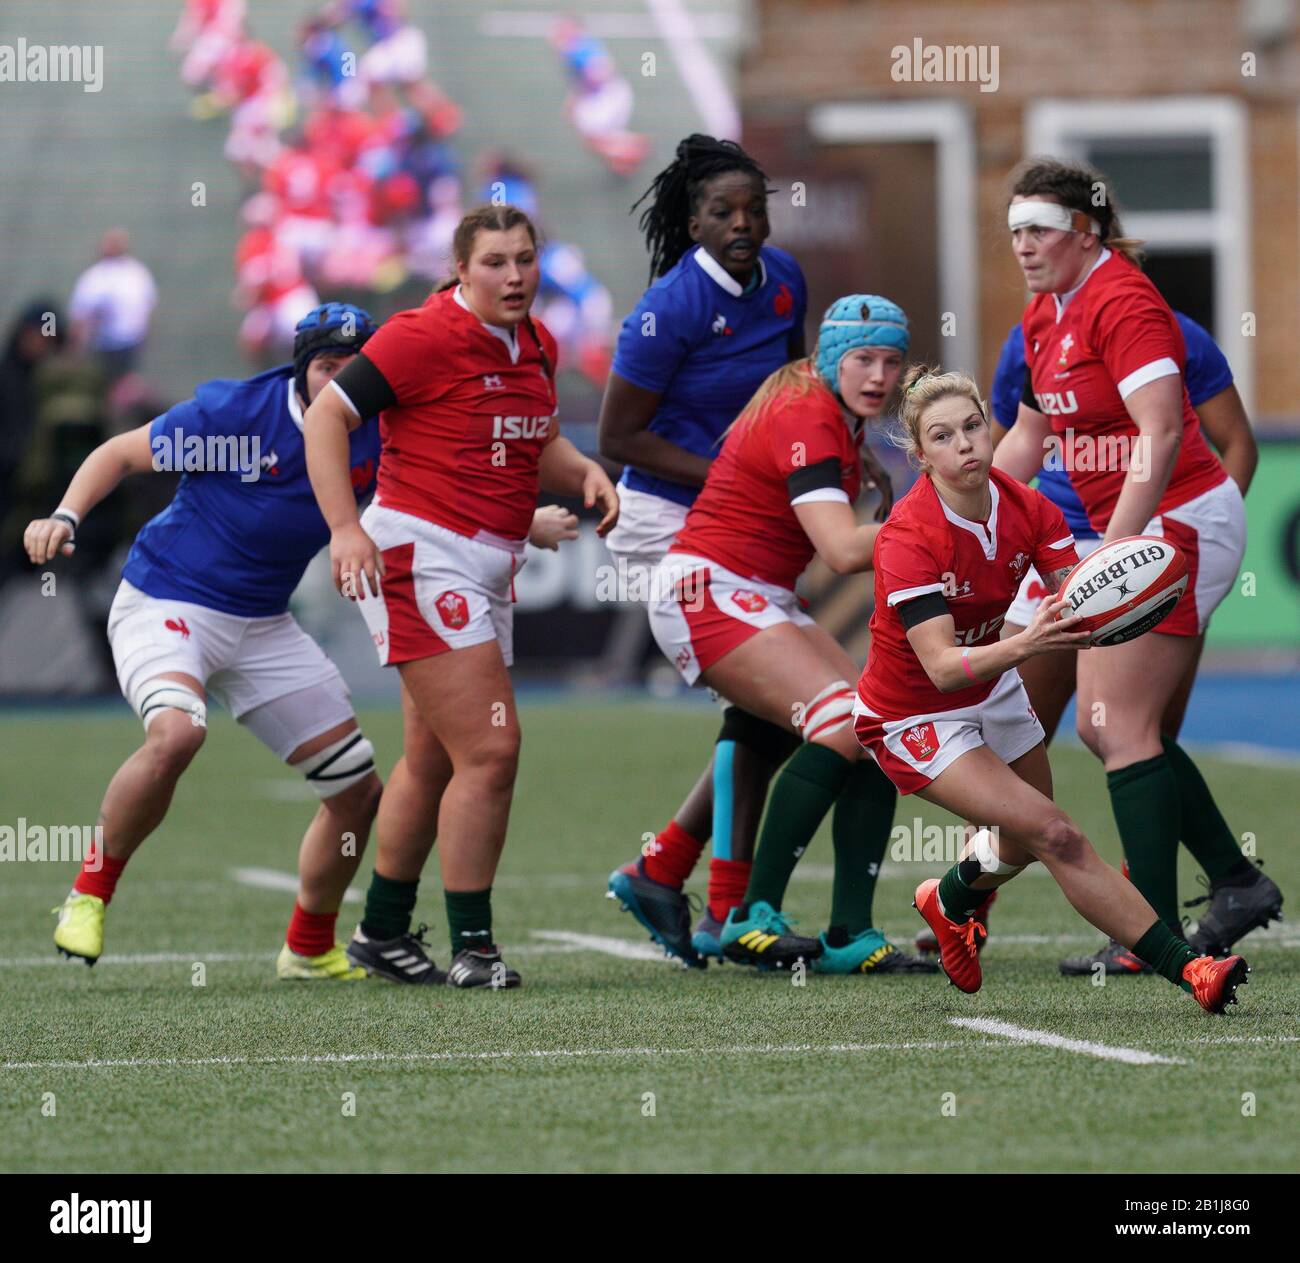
xmin=913 ymin=878 xmax=986 ymax=993
xmin=1183 ymin=954 xmax=1249 ymax=1014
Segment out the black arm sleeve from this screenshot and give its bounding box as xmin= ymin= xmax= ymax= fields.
xmin=786 ymin=456 xmax=844 ymax=501
xmin=897 ymin=590 xmax=950 ymax=630
xmin=1020 ymin=366 xmax=1038 ymax=410
xmin=330 ymin=352 xmax=397 ymax=418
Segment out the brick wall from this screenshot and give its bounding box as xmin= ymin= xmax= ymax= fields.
xmin=741 ymin=0 xmax=1300 ymax=424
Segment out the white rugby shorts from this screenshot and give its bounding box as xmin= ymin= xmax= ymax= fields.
xmin=355 ymin=502 xmax=523 ymax=667
xmin=107 ymin=580 xmax=354 ymax=759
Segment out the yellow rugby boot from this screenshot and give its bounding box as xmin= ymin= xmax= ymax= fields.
xmin=276 ymin=941 xmax=367 ymax=981
xmin=53 ymin=892 xmax=105 ymax=966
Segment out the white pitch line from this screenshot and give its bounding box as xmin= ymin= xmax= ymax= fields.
xmin=531 ymin=929 xmax=667 ymax=961
xmin=230 ymin=866 xmax=362 ymax=903
xmin=950 ymin=1017 xmax=1184 ymax=1066
xmin=0 ymin=1039 xmax=978 ymax=1073
xmin=0 ymin=951 xmax=269 ymax=967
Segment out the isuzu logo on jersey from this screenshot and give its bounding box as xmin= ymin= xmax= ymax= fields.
xmin=1033 ymin=389 xmax=1078 ymax=416
xmin=435 ymin=590 xmax=469 ymax=629
xmin=491 ymin=415 xmax=554 ymax=440
xmin=954 ymin=615 xmax=1004 ymax=646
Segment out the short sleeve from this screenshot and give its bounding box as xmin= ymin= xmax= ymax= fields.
xmin=1178 ymin=315 xmax=1233 ymax=406
xmin=766 ymin=389 xmax=849 ymax=484
xmin=1030 ymin=492 xmax=1079 ymax=575
xmin=990 ymin=325 xmax=1026 ymax=427
xmin=1092 ymin=288 xmax=1183 ymax=401
xmin=354 ymin=308 xmax=447 ymax=408
xmin=875 ymin=522 xmax=947 ymax=609
xmin=611 ymin=284 xmax=696 ymax=394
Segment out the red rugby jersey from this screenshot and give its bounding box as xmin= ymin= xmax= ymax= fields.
xmin=858 ymin=469 xmax=1078 ymax=719
xmin=352 ymin=286 xmax=558 ymax=546
xmin=670 ymin=374 xmax=863 ymax=591
xmin=1022 ymin=250 xmax=1225 ymax=531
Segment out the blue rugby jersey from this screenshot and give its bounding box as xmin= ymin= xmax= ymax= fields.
xmin=123 ymin=365 xmax=380 ymax=617
xmin=612 ymin=244 xmax=806 ymax=508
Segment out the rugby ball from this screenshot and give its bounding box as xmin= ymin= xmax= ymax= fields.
xmin=1059 ymin=535 xmax=1188 ymax=647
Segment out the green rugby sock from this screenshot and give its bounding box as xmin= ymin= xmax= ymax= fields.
xmin=445 ymin=887 xmax=493 ymax=956
xmin=361 ymin=872 xmax=419 ymax=942
xmin=937 ymin=859 xmax=989 ymax=923
xmin=830 ymin=760 xmax=897 ymax=934
xmin=1161 ymin=737 xmax=1246 ymax=883
xmin=1107 ymin=754 xmax=1182 ymax=931
xmin=744 ymin=743 xmax=851 ymax=910
xmin=1133 ymin=920 xmax=1198 ymax=992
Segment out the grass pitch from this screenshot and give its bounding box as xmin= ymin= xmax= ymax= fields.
xmin=2 ymin=700 xmax=1297 ymax=1174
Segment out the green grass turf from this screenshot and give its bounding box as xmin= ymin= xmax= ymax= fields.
xmin=1 ymin=701 xmax=1297 ymax=1173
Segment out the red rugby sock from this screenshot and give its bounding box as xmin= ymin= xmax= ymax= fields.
xmin=708 ymin=857 xmax=751 ymax=922
xmin=286 ymin=902 xmax=337 ymax=958
xmin=72 ymin=843 xmax=128 ymax=904
xmin=641 ymin=820 xmax=704 ymax=889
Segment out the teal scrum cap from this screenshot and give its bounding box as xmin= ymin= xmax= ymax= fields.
xmin=814 ymin=294 xmax=910 ymax=397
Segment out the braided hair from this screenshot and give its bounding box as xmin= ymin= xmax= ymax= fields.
xmin=631 ymin=133 xmax=771 ymax=281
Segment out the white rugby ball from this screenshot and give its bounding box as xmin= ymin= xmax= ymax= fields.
xmin=1059 ymin=535 xmax=1188 ymax=647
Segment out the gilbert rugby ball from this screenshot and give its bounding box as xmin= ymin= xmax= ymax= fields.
xmin=1059 ymin=535 xmax=1188 ymax=647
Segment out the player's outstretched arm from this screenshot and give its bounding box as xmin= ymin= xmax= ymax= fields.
xmin=906 ymin=600 xmax=1090 ymax=693
xmin=538 ymin=433 xmax=619 ymax=536
xmin=303 ymin=382 xmax=383 ymax=598
xmin=23 ymin=422 xmax=155 ymax=564
xmin=793 ymin=499 xmax=880 ymax=575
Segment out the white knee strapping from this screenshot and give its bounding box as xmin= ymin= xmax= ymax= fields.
xmin=133 ymin=680 xmax=207 ymax=732
xmin=297 ymin=730 xmax=376 ymax=799
xmin=971 ymin=827 xmax=1024 ymax=877
xmin=802 ymin=679 xmax=855 ymax=742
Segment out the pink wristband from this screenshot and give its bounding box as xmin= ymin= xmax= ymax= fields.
xmin=961 ymin=648 xmax=978 ymax=683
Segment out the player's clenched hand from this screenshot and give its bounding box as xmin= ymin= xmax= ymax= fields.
xmin=582 ymin=464 xmax=619 ymax=537
xmin=529 ymin=504 xmax=580 ymax=551
xmin=331 ymin=522 xmax=383 ymax=600
xmin=1019 ymin=596 xmax=1092 ymax=655
xmin=24 ymin=517 xmax=75 ymax=564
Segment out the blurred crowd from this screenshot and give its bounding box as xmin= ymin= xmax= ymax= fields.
xmin=174 ymin=0 xmax=635 ymax=382
xmin=0 ymin=230 xmax=175 ymax=590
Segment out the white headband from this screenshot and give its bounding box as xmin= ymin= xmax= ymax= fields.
xmin=1008 ymin=200 xmax=1101 ymax=237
